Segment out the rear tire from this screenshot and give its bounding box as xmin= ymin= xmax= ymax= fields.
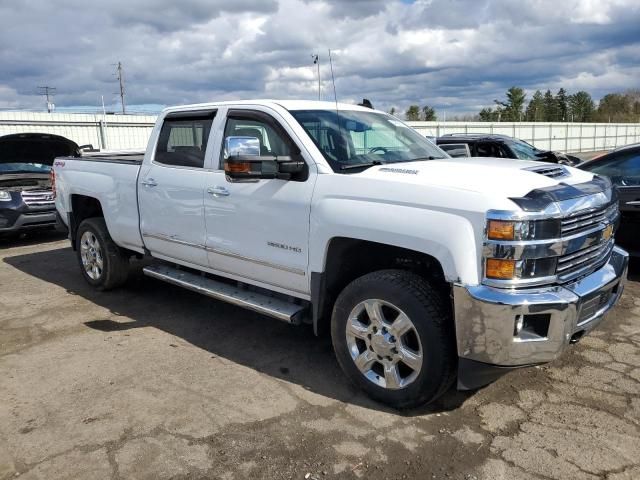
xmin=76 ymin=218 xmax=129 ymax=290
xmin=331 ymin=269 xmax=456 ymax=409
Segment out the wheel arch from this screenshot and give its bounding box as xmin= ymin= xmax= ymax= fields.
xmin=311 ymin=237 xmax=451 ymax=336
xmin=69 ymin=194 xmax=104 ymax=250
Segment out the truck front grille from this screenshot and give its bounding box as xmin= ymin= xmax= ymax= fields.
xmin=561 ymin=203 xmax=617 ymax=236
xmin=556 ymin=239 xmax=614 ymax=279
xmin=21 ymin=189 xmax=55 ymax=207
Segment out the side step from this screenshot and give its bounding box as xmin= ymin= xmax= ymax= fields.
xmin=143 ymin=264 xmax=305 ymax=324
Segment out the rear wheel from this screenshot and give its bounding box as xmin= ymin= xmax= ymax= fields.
xmin=331 ymin=269 xmax=456 ymax=409
xmin=76 ymin=218 xmax=129 ymax=290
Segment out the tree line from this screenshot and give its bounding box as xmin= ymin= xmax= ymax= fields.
xmin=395 ymin=88 xmax=640 ymax=123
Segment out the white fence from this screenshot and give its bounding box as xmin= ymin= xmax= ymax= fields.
xmin=1 ymin=111 xmax=639 ymax=153
xmin=407 ymin=121 xmax=640 ymax=153
xmin=0 ymin=111 xmax=156 ymax=150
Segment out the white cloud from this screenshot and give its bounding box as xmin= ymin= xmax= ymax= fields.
xmin=0 ymin=0 xmax=638 ymax=115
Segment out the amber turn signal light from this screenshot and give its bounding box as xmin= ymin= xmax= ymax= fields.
xmin=486 ymin=258 xmax=516 ymax=279
xmin=487 ymin=220 xmax=515 ymax=240
xmin=224 ymin=161 xmax=251 ymax=174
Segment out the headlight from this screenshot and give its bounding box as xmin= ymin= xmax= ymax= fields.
xmin=487 ymin=219 xmax=561 ymax=241
xmin=0 ymin=190 xmax=12 ymax=201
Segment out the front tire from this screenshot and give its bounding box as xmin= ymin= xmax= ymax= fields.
xmin=76 ymin=218 xmax=129 ymax=290
xmin=331 ymin=270 xmax=456 ymax=409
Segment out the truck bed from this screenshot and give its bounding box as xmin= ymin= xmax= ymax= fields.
xmin=53 ymin=151 xmax=145 ymax=253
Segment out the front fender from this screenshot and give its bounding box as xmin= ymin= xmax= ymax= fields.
xmin=309 ymin=197 xmax=483 ymax=285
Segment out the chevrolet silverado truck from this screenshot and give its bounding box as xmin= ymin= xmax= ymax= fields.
xmin=53 ymin=101 xmax=628 ymax=408
xmin=0 ymin=133 xmax=78 ymax=237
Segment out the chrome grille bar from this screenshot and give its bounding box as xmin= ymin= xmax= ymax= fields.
xmin=21 ymin=189 xmax=55 ymax=207
xmin=556 ymin=240 xmax=613 ymax=274
xmin=561 ymin=203 xmax=616 ymax=235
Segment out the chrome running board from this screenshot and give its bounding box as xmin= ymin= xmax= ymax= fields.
xmin=143 ymin=264 xmax=305 ymax=324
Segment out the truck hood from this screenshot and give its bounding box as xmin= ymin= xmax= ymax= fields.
xmin=357 ymin=157 xmax=595 ymax=199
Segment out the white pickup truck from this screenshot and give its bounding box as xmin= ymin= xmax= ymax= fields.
xmin=53 ymin=100 xmax=628 ymax=408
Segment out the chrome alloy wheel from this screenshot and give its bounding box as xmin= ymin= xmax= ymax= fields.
xmin=80 ymin=231 xmax=104 ymax=280
xmin=345 ymin=299 xmax=423 ymax=390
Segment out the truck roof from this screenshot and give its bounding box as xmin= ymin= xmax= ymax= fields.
xmin=162 ymin=99 xmax=378 ymax=115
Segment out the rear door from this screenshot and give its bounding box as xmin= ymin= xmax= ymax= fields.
xmin=138 ymin=110 xmax=216 ymax=266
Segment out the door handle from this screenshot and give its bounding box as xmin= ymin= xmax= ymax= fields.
xmin=141 ymin=178 xmax=157 ymax=187
xmin=207 ymin=186 xmax=230 ymax=197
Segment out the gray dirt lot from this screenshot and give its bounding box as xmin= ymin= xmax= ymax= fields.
xmin=1 ymin=233 xmax=639 ymax=480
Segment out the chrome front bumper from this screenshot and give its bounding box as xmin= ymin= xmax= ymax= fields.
xmin=453 ymin=246 xmax=628 ymax=368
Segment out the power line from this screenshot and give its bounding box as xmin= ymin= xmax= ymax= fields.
xmin=37 ymin=86 xmax=56 ymax=113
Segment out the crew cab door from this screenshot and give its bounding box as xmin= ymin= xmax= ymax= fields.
xmin=138 ymin=110 xmax=216 ymax=266
xmin=203 ymin=108 xmax=314 ymax=296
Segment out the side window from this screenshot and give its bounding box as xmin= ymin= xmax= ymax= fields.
xmin=223 ymin=116 xmax=292 ymax=159
xmin=438 ymin=143 xmax=470 ymax=158
xmin=476 ymin=142 xmax=501 ymax=158
xmin=155 ymin=111 xmax=215 ymax=168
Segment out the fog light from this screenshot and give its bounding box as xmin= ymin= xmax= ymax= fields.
xmin=486 ymin=258 xmax=516 ymax=279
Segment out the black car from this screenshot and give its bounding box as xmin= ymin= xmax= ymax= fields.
xmin=436 ymin=134 xmax=581 ymax=166
xmin=0 ymin=133 xmax=79 ymax=237
xmin=580 ymin=143 xmax=640 ymax=257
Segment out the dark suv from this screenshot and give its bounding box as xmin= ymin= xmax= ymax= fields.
xmin=0 ymin=133 xmax=79 ymax=237
xmin=435 ymin=134 xmax=581 ymax=166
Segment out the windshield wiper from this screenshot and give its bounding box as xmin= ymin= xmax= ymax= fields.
xmin=402 ymin=156 xmax=443 ymax=162
xmin=340 ymin=160 xmax=385 ymax=170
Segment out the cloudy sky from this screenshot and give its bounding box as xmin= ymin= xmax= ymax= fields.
xmin=0 ymin=0 xmax=638 ymax=115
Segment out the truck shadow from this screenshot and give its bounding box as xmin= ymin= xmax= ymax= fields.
xmin=4 ymin=246 xmax=474 ymax=415
xmin=0 ymin=229 xmax=67 ymax=249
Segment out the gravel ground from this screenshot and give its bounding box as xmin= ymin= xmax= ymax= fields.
xmin=0 ymin=230 xmax=639 ymax=480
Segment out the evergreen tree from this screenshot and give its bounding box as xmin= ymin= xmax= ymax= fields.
xmin=543 ymin=90 xmax=557 ymax=121
xmin=556 ymin=88 xmax=568 ymax=121
xmin=421 ymin=105 xmax=437 ymax=121
xmin=525 ymin=90 xmax=544 ymax=121
xmin=495 ymin=86 xmax=526 ymax=121
xmin=405 ymin=105 xmax=421 ymax=121
xmin=568 ymin=91 xmax=595 ymax=122
xmin=478 ymin=107 xmax=494 ymax=122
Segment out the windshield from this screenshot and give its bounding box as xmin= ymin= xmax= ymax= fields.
xmin=506 ymin=139 xmax=543 ymax=160
xmin=290 ymin=109 xmax=448 ymax=172
xmin=0 ymin=162 xmax=51 ymax=174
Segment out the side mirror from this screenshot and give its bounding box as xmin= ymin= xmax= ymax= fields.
xmin=223 ymin=136 xmax=305 ymax=181
xmin=225 ymin=136 xmax=261 ymax=157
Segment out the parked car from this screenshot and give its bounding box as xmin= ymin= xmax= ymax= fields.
xmin=53 ymin=100 xmax=627 ymax=408
xmin=580 ymin=143 xmax=640 ymax=257
xmin=436 ymin=134 xmax=582 ymax=165
xmin=0 ymin=133 xmax=79 ymax=237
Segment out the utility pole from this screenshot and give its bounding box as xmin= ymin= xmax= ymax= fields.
xmin=311 ymin=54 xmax=321 ymax=100
xmin=114 ymin=61 xmax=126 ymax=114
xmin=37 ymin=86 xmax=56 ymax=113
